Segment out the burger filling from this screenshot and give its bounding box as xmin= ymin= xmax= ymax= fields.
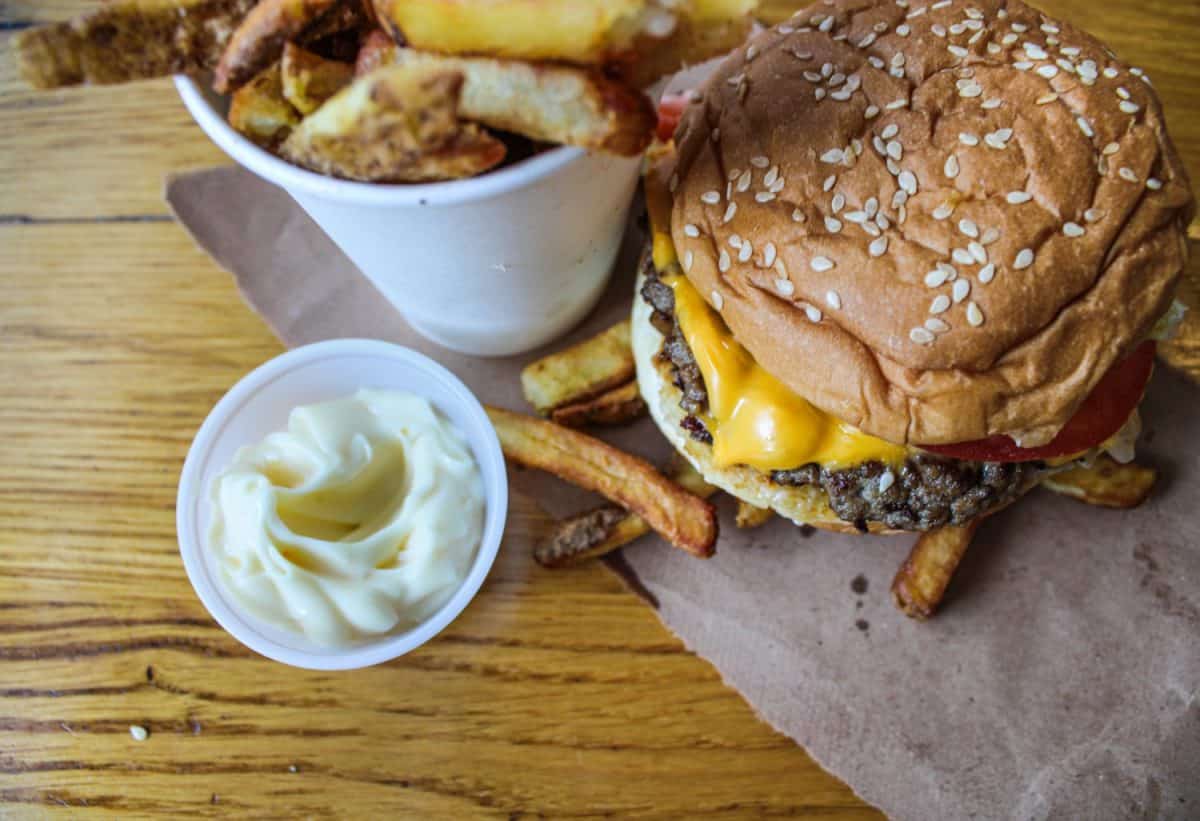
xmin=640 ymin=258 xmax=1045 ymax=532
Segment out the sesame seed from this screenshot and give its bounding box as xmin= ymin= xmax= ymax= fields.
xmin=1063 ymin=222 xmax=1085 ymax=237
xmin=858 ymin=32 xmax=878 ymax=48
xmin=1006 ymin=191 xmax=1033 ymax=205
xmin=811 ymin=256 xmax=835 ymax=272
xmin=1104 ymin=66 xmax=1120 ymax=79
xmin=865 ymin=197 xmax=879 ymax=217
xmin=1120 ymin=101 xmax=1140 ymax=115
xmin=711 ymin=290 xmax=724 ymax=310
xmin=792 ymin=208 xmax=806 ymax=222
xmin=826 ymin=290 xmax=842 ymax=309
xmin=737 ymin=170 xmax=752 ymax=192
xmin=932 ymin=24 xmax=947 ymax=37
xmin=887 ymin=141 xmax=904 ymax=161
xmin=1078 ymin=117 xmax=1095 ymax=138
xmin=1084 ymin=208 xmax=1103 ymax=222
xmin=1024 ymin=42 xmax=1048 ymax=60
xmin=819 ymin=15 xmax=834 ymax=32
xmin=729 ymin=235 xmax=742 ymax=249
xmin=1118 ymin=167 xmax=1139 ymax=183
xmin=952 ymin=248 xmax=975 ymax=266
xmin=815 ymin=88 xmax=827 ymax=101
xmin=746 ymin=44 xmax=758 ymax=61
xmin=959 ymin=219 xmax=979 ymax=238
xmin=925 ymin=268 xmax=950 ymax=287
xmin=845 ymin=210 xmax=868 ymax=224
xmin=966 ymin=301 xmax=985 ymax=326
xmin=932 ymin=203 xmax=955 ymax=220
xmin=863 ymin=222 xmax=881 ymax=238
xmin=823 ymin=175 xmax=837 ymax=192
xmin=751 ymin=156 xmax=770 ymax=168
xmin=925 ymin=317 xmax=950 ymax=333
xmin=701 ymin=190 xmax=721 ymax=204
xmin=984 ymin=129 xmax=1012 ymax=149
xmin=805 ymin=304 xmax=823 ymax=323
xmin=718 ymin=249 xmax=731 ymax=272
xmin=957 ymin=81 xmax=982 ymax=99
xmin=1002 ymin=32 xmax=1018 ymax=46
xmin=763 ymin=242 xmax=777 ymax=267
xmin=832 ymin=193 xmax=846 ymax=213
xmin=892 ymin=190 xmax=908 ymax=210
xmin=1036 ymin=64 xmax=1059 ymax=79
xmin=1014 ymin=248 xmax=1035 ymax=270
xmin=969 ymin=242 xmax=987 ymax=263
xmin=945 ymin=154 xmax=961 ymax=179
xmin=910 ymin=327 xmax=936 ymax=345
xmin=869 ymin=236 xmax=888 ymax=257
xmin=978 ymin=263 xmax=996 ymax=283
xmin=130 ymin=725 xmax=149 ymax=741
xmin=881 ymin=124 xmax=899 ymax=140
xmin=825 ymin=216 xmax=843 ymax=233
xmin=764 ymin=166 xmax=780 ymax=187
xmin=1014 ymin=61 xmax=1033 ymax=71
xmin=952 ymin=279 xmax=971 ymax=303
xmin=1103 ymin=142 xmax=1120 ymax=156
xmin=723 ymin=202 xmax=737 ymax=223
xmin=755 ymin=192 xmax=776 ymax=203
xmin=897 ymin=24 xmax=911 ymax=36
xmin=1147 ymin=178 xmax=1164 ymax=191
xmin=1036 ymin=93 xmax=1058 ymax=105
xmin=865 ymin=105 xmax=881 ymax=119
xmin=683 ymin=250 xmax=694 ymax=271
xmin=930 ymin=295 xmax=951 ymax=314
xmin=982 ymin=98 xmax=1002 ymax=110
xmin=885 ymin=98 xmax=909 ymax=110
xmin=775 ymin=277 xmax=795 ymax=296
xmin=898 ymin=171 xmax=918 ymax=195
xmin=949 ymin=45 xmax=969 ymax=59
xmin=1116 ymin=86 xmax=1131 ymax=100
xmin=684 ymin=224 xmax=700 ymax=237
xmin=981 ymin=227 xmax=1000 ymax=245
xmin=741 ymin=242 xmax=755 ymax=263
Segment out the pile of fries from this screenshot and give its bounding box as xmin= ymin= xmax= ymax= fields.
xmin=497 ymin=312 xmax=1160 ymax=620
xmin=17 ymin=0 xmax=759 ymax=183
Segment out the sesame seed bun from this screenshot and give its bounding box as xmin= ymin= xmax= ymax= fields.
xmin=668 ymin=0 xmax=1194 ymax=447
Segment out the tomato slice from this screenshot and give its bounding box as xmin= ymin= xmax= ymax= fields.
xmin=656 ymin=93 xmax=690 ymax=143
xmin=921 ymin=341 xmax=1157 ymax=463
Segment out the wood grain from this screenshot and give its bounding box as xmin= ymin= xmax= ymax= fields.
xmin=1 ymin=1 xmax=1198 ymax=817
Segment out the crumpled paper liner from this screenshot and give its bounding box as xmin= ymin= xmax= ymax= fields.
xmin=167 ymin=166 xmax=1200 ymax=820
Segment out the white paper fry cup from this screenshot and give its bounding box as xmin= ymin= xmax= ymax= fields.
xmin=176 ymin=76 xmax=642 ymax=356
xmin=176 ymin=340 xmax=508 ymax=670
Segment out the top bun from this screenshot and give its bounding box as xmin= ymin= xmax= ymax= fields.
xmin=669 ymin=0 xmax=1194 ymax=447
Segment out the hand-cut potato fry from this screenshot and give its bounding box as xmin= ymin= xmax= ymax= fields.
xmin=280 ymin=66 xmax=506 ymax=182
xmin=228 ymin=61 xmax=301 ymax=147
xmin=374 ymin=48 xmax=655 ymax=156
xmin=615 ymin=14 xmax=755 ymax=89
xmin=522 ymin=321 xmax=635 ymax=414
xmin=891 ymin=520 xmax=981 ymax=620
xmin=488 ymin=407 xmax=718 ymax=557
xmin=535 ymin=459 xmax=717 ymax=567
xmin=735 ymin=501 xmax=773 ymax=529
xmin=1042 ymin=456 xmax=1158 ymax=509
xmin=214 ymin=0 xmax=342 ymax=93
xmin=549 ymin=381 xmax=647 ymax=428
xmin=281 ymin=43 xmax=355 ymax=115
xmin=371 ymin=0 xmax=755 ymax=67
xmin=355 ymin=29 xmax=396 ymax=76
xmin=15 ymin=0 xmax=257 ymax=89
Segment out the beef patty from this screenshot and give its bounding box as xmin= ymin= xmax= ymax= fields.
xmin=640 ymin=259 xmax=1043 ymax=531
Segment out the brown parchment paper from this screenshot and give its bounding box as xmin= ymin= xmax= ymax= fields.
xmin=167 ymin=166 xmax=1200 ymax=821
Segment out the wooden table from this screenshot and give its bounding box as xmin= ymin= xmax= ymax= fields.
xmin=2 ymin=1 xmax=1197 ymax=816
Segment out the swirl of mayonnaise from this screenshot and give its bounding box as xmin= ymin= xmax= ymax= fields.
xmin=207 ymin=389 xmax=484 ymax=647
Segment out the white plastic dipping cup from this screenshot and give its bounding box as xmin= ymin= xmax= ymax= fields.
xmin=176 ymin=77 xmax=642 ymax=356
xmin=176 ymin=340 xmax=508 ymax=670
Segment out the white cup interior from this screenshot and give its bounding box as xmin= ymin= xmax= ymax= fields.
xmin=176 ymin=340 xmax=508 ymax=670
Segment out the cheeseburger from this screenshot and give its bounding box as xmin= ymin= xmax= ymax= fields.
xmin=635 ymin=0 xmax=1194 ymax=534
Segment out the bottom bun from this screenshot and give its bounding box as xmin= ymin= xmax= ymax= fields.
xmin=632 ymin=265 xmax=906 ymax=536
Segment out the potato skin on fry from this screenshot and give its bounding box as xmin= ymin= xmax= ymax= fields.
xmin=1042 ymin=456 xmax=1157 ymax=509
xmin=281 ymin=42 xmax=354 ymax=114
xmin=279 ymin=66 xmax=506 ymax=182
xmin=549 ymin=381 xmax=646 ymax=428
xmin=228 ymin=61 xmax=301 ymax=147
xmin=16 ymin=0 xmax=258 ymax=89
xmin=214 ymin=0 xmax=342 ymax=93
xmin=891 ymin=520 xmax=981 ymax=620
xmin=488 ymin=406 xmax=718 ymax=557
xmin=522 ymin=321 xmax=636 ymax=415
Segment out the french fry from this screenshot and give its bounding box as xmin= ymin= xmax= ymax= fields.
xmin=535 ymin=459 xmax=717 ymax=568
xmin=15 ymin=0 xmax=258 ymax=89
xmin=735 ymin=501 xmax=773 ymax=529
xmin=754 ymin=1 xmax=807 ymax=26
xmin=379 ymin=48 xmax=655 ymax=156
xmin=214 ymin=0 xmax=343 ymax=93
xmin=1042 ymin=455 xmax=1158 ymax=509
xmin=615 ymin=14 xmax=755 ymax=89
xmin=549 ymin=382 xmax=646 ymax=428
xmin=521 ymin=321 xmax=635 ymax=415
xmin=355 ymin=29 xmax=396 ymax=76
xmin=891 ymin=520 xmax=981 ymax=620
xmin=487 ymin=407 xmax=718 ymax=557
xmin=281 ymin=42 xmax=355 ymax=115
xmin=279 ymin=66 xmax=506 ymax=182
xmin=228 ymin=61 xmax=301 ymax=147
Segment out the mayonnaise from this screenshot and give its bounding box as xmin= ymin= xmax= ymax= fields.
xmin=207 ymin=389 xmax=485 ymax=647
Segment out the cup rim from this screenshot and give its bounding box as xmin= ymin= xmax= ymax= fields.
xmin=174 ymin=74 xmax=589 ymax=206
xmin=175 ymin=339 xmax=509 ymax=670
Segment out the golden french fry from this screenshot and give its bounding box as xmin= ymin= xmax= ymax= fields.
xmin=280 ymin=66 xmax=506 ymax=182
xmin=214 ymin=0 xmax=342 ymax=93
xmin=535 ymin=459 xmax=717 ymax=567
xmin=735 ymin=500 xmax=773 ymax=529
xmin=891 ymin=520 xmax=981 ymax=620
xmin=549 ymin=381 xmax=647 ymax=428
xmin=281 ymin=42 xmax=355 ymax=115
xmin=488 ymin=407 xmax=718 ymax=557
xmin=15 ymin=0 xmax=257 ymax=90
xmin=382 ymin=48 xmax=654 ymax=155
xmin=615 ymin=14 xmax=754 ymax=88
xmin=522 ymin=321 xmax=635 ymax=414
xmin=371 ymin=0 xmax=755 ymax=67
xmin=1042 ymin=455 xmax=1157 ymax=509
xmin=228 ymin=61 xmax=301 ymax=147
